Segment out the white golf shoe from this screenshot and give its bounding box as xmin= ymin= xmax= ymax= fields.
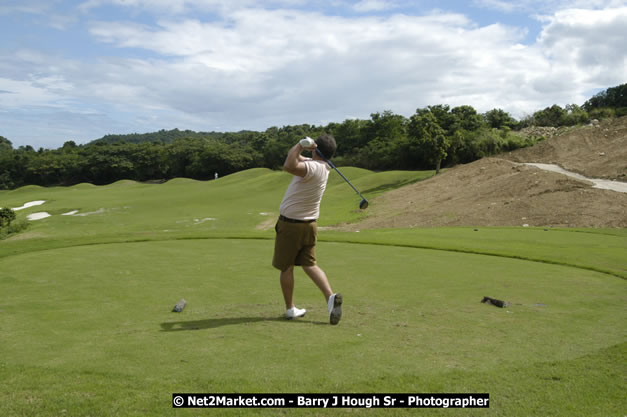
xmin=328 ymin=293 xmax=343 ymax=325
xmin=285 ymin=306 xmax=307 ymax=319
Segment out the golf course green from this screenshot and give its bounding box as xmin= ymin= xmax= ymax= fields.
xmin=1 ymin=168 xmax=625 ymax=416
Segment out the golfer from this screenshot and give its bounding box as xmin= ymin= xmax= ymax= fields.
xmin=273 ymin=134 xmax=343 ymax=325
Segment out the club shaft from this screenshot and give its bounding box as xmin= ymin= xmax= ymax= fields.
xmin=317 ymin=149 xmax=366 ymax=199
xmin=330 ymin=162 xmax=365 ymax=198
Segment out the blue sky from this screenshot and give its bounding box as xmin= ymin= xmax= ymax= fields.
xmin=1 ymin=0 xmax=626 ymax=149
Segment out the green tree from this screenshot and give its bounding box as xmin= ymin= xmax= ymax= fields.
xmin=533 ymin=105 xmax=567 ymax=127
xmin=162 ymin=139 xmax=206 ymax=178
xmin=130 ymin=143 xmax=167 ymax=181
xmin=409 ymin=111 xmax=449 ymax=174
xmin=0 ymin=207 xmax=16 ymax=228
xmin=363 ymin=111 xmax=408 ymax=142
xmin=84 ymin=144 xmax=135 ymax=184
xmin=583 ymin=83 xmax=627 ymax=111
xmin=327 ymin=119 xmax=369 ymax=156
xmin=353 ymin=111 xmax=407 ymax=169
xmin=484 ymin=108 xmax=518 ymax=129
xmin=25 ymin=152 xmax=64 ymax=185
xmin=451 ymin=105 xmax=485 ymax=131
xmin=357 ymin=138 xmax=399 ymax=170
xmin=262 ymin=139 xmax=288 ymax=169
xmin=62 ymin=141 xmax=78 ymax=151
xmin=563 ymin=104 xmax=589 ymax=125
xmin=416 ymin=105 xmax=455 ymax=135
xmin=0 ymin=136 xmax=12 ymax=150
xmin=0 ymin=138 xmax=15 ymax=189
xmin=188 ymin=141 xmax=255 ymax=178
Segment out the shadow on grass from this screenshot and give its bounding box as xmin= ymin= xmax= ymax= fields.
xmin=362 ymin=175 xmax=434 ymax=194
xmin=160 ymin=316 xmax=326 ymax=331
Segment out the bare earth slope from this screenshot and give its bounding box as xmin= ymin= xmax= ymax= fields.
xmin=505 ymin=116 xmax=627 ymax=180
xmin=345 ymin=116 xmax=627 ymax=229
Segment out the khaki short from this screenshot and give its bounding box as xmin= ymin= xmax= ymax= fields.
xmin=272 ymin=217 xmax=318 ymax=271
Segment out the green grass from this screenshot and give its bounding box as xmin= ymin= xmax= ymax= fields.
xmin=322 ymin=227 xmax=627 ymax=279
xmin=0 ymin=169 xmax=625 ymax=416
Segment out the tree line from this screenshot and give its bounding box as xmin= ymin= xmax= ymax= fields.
xmin=1 ymin=83 xmax=625 ymax=190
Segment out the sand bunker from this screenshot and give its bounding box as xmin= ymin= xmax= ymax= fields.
xmin=10 ymin=201 xmax=46 ymax=211
xmin=27 ymin=212 xmax=51 ymax=221
xmin=0 ymin=201 xmax=49 ymax=221
xmin=74 ymin=208 xmax=106 ymax=217
xmin=194 ymin=218 xmax=216 ymax=224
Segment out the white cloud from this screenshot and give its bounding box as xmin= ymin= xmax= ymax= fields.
xmin=537 ymin=7 xmax=627 ymax=85
xmin=0 ymin=78 xmax=62 ymax=108
xmin=0 ymin=1 xmax=49 ymax=15
xmin=2 ymin=2 xmax=626 ymax=148
xmin=473 ymin=0 xmax=520 ymax=13
xmin=83 ymin=9 xmax=544 ymax=122
xmin=79 ymin=0 xmax=309 ymax=15
xmin=0 ymin=0 xmax=78 ymax=30
xmin=353 ymin=0 xmax=396 ymax=12
xmin=48 ymin=14 xmax=79 ymax=30
xmin=474 ymin=0 xmax=627 ymax=13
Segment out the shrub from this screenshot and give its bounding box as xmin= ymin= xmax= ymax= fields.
xmin=0 ymin=209 xmax=28 ymax=240
xmin=0 ymin=207 xmax=16 ymax=228
xmin=588 ymin=108 xmax=615 ymax=120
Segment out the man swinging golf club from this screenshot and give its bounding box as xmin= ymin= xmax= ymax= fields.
xmin=272 ymin=134 xmax=343 ymax=325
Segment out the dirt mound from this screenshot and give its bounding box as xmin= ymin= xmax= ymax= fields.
xmin=504 ymin=116 xmax=627 ymax=180
xmin=344 ymin=117 xmax=627 ymax=230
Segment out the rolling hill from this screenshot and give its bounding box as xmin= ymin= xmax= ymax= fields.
xmin=345 ymin=116 xmax=627 ymax=229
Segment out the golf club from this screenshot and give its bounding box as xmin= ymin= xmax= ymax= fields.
xmin=316 ymin=148 xmax=369 ymax=209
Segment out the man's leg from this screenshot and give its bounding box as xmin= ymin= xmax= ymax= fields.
xmin=303 ymin=265 xmax=342 ymax=325
xmin=302 ymin=265 xmax=333 ymax=301
xmin=280 ymin=266 xmax=295 ymax=309
xmin=281 ymin=266 xmax=307 ymax=319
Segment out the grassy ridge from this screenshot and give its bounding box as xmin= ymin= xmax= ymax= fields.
xmin=0 ymin=168 xmax=429 ymax=238
xmin=0 ymin=169 xmax=432 ymax=259
xmin=2 ymin=168 xmax=624 ymax=279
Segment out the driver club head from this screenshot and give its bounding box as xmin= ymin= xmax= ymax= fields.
xmin=316 ymin=148 xmax=369 ymax=210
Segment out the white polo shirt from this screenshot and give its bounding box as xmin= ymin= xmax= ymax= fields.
xmin=279 ymin=159 xmax=331 ymax=221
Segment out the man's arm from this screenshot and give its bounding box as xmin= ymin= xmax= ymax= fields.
xmin=283 ymin=143 xmax=312 ymax=177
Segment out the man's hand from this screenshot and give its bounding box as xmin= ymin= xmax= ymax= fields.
xmin=299 ymin=137 xmax=315 ymax=149
xmin=284 ymin=139 xmax=316 ymax=177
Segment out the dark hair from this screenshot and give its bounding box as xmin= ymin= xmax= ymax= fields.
xmin=315 ymin=134 xmax=337 ymax=159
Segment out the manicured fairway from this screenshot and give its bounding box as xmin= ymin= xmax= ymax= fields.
xmin=0 ymin=170 xmax=625 ymax=416
xmin=1 ymin=238 xmax=625 ymax=416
